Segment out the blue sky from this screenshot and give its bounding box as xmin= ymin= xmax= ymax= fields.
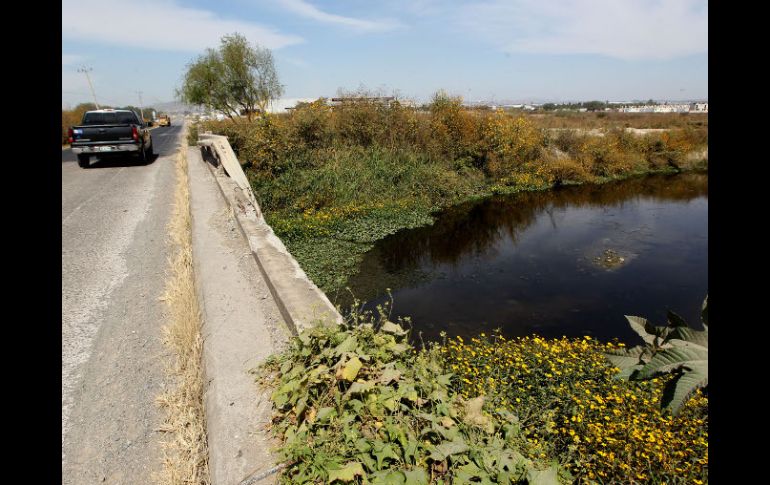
xmin=62 ymin=0 xmax=708 ymax=109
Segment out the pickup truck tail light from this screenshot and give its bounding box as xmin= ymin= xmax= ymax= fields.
xmin=132 ymin=126 xmax=139 ymax=141
xmin=67 ymin=128 xmax=74 ymax=144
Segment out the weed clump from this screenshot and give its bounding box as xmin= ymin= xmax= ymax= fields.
xmin=258 ymin=306 xmax=566 ymax=484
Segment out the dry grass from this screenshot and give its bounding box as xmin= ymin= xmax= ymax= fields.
xmin=155 ymin=135 xmax=210 ymax=485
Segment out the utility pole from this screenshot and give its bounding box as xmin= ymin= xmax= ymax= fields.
xmin=78 ymin=66 xmax=100 ymax=109
xmin=136 ymin=91 xmax=144 ymax=120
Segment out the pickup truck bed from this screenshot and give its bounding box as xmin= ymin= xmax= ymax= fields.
xmin=69 ymin=110 xmax=154 ymax=168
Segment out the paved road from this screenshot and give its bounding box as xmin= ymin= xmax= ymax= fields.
xmin=62 ymin=124 xmax=184 ymax=484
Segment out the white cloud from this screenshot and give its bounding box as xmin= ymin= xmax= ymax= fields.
xmin=62 ymin=0 xmax=303 ymax=51
xmin=455 ymin=0 xmax=707 ymax=60
xmin=276 ymin=0 xmax=402 ymax=32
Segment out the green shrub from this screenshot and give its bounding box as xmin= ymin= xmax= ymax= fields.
xmin=259 ymin=310 xmax=566 ymax=484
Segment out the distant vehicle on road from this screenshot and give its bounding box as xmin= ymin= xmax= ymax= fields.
xmin=68 ymin=109 xmax=154 ymax=168
xmin=158 ymin=114 xmax=171 ymax=127
xmin=143 ymin=109 xmax=158 ymax=126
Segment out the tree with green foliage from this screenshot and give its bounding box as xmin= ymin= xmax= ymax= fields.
xmin=177 ymin=32 xmax=283 ymax=122
xmin=583 ymin=101 xmax=606 ymax=112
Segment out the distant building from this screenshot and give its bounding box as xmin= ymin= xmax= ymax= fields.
xmin=330 ymin=96 xmax=395 ymax=107
xmin=619 ymin=102 xmax=704 ymax=113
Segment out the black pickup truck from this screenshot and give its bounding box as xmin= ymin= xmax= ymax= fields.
xmin=68 ymin=109 xmax=154 ymax=168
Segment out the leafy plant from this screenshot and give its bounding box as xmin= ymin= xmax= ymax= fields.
xmin=606 ymin=295 xmax=708 ymax=415
xmin=258 ymin=305 xmax=565 ymax=484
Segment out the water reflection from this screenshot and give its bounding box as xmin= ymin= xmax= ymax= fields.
xmin=339 ymin=172 xmax=708 ymax=344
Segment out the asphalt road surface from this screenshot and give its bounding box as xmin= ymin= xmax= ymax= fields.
xmin=62 ymin=124 xmax=185 ymax=484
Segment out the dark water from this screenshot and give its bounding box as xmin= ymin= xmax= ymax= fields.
xmin=338 ymin=173 xmax=708 ymax=345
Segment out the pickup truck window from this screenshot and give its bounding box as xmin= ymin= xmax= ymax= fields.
xmin=82 ymin=112 xmax=139 ymax=125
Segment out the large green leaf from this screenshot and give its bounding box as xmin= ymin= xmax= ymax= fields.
xmin=526 ymin=465 xmax=561 ymax=485
xmin=625 ymin=316 xmax=655 ymax=344
xmin=370 ymin=470 xmax=406 ymax=485
xmin=634 ymin=341 xmax=708 ymax=414
xmin=386 ymin=341 xmax=410 ymax=354
xmin=345 ymin=380 xmax=376 ymax=397
xmin=666 ymin=326 xmax=708 ymax=348
xmin=373 ymin=441 xmax=402 ymax=469
xmin=381 ymin=320 xmax=408 ymax=337
xmin=334 ymin=334 xmax=359 ymax=355
xmin=661 ymin=362 xmax=708 ymax=415
xmin=620 ymin=296 xmax=709 ymax=412
xmin=327 ymin=462 xmax=366 ymax=483
xmin=605 ymin=346 xmax=647 ymax=379
xmin=379 ymin=367 xmax=402 ymax=384
xmin=605 ymin=345 xmax=645 ymax=367
xmin=403 ymin=468 xmax=429 ymax=485
xmin=636 ymin=344 xmax=708 ymax=380
xmin=316 ymin=407 xmax=337 ymax=423
xmin=455 ymin=462 xmax=490 ymax=483
xmin=337 ymin=356 xmax=363 ymax=381
xmin=430 ymin=438 xmax=469 ymax=461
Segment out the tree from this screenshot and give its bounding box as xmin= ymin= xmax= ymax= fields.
xmin=583 ymin=100 xmax=606 ymax=111
xmin=177 ymin=33 xmax=284 ymax=122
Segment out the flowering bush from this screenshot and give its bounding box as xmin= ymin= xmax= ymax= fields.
xmin=481 ymin=111 xmax=544 ymax=176
xmin=443 ymin=333 xmax=708 ymax=483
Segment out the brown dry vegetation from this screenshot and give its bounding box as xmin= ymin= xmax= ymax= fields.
xmin=155 ymin=139 xmax=210 ymax=485
xmin=525 ymin=111 xmax=708 ymax=130
xmin=201 ymin=93 xmax=707 ymax=196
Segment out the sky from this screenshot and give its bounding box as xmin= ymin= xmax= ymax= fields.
xmin=61 ymin=0 xmax=708 ymax=109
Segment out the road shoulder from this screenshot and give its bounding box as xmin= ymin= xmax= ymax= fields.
xmin=188 ymin=146 xmax=291 ymax=484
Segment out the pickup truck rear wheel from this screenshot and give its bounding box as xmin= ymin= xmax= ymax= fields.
xmin=77 ymin=154 xmax=89 ymax=168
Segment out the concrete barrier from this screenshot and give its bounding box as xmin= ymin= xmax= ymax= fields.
xmin=196 ymin=133 xmax=342 ymax=335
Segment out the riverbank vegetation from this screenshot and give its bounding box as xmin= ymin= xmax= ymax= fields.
xmin=259 ymin=303 xmax=708 ymax=484
xmin=200 ymin=91 xmax=708 ymax=295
